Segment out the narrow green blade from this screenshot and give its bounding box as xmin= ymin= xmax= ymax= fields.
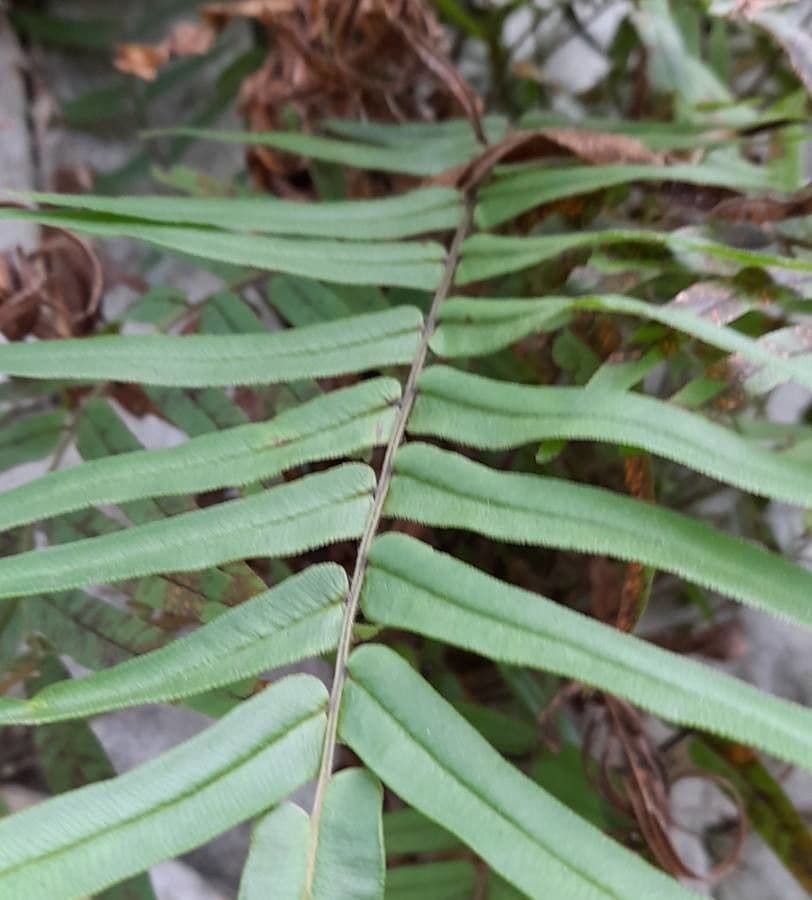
xmin=411 ymin=366 xmax=812 ymax=505
xmin=383 ymin=808 xmax=459 ymax=856
xmin=432 ymin=295 xmax=812 ymax=392
xmin=363 ymin=534 xmax=812 ymax=772
xmin=386 ymin=861 xmax=476 ymax=899
xmin=341 ymin=646 xmax=693 ymax=900
xmin=0 ymin=307 xmax=423 ymax=386
xmin=0 ymin=412 xmax=65 ymax=471
xmin=10 ymin=186 xmax=461 ymax=240
xmin=456 ymin=230 xmax=812 ymax=285
xmin=386 ymin=443 xmax=812 ymax=628
xmin=28 ymin=656 xmax=158 ymax=900
xmin=142 ymin=124 xmax=501 ymax=176
xmin=0 ymin=674 xmax=327 ymax=900
xmin=0 ymin=210 xmax=445 ymax=289
xmin=20 ymin=591 xmax=166 ymax=670
xmin=239 ymin=804 xmax=310 ymax=900
xmin=310 ymin=768 xmax=385 ymax=900
xmin=477 ymin=161 xmax=773 ymax=228
xmin=0 ymin=463 xmax=373 ymax=599
xmin=0 ymin=378 xmax=399 ymax=532
xmin=239 ymin=767 xmax=384 ymax=899
xmin=0 ymin=563 xmax=345 ymax=723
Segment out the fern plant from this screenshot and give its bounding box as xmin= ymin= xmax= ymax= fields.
xmin=1 ymin=112 xmax=812 ymax=900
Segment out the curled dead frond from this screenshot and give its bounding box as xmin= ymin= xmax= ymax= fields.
xmin=0 ymin=228 xmax=102 ymax=340
xmin=582 ymin=697 xmax=747 ymax=882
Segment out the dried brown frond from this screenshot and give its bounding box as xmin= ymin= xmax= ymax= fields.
xmin=711 ymin=186 xmax=812 ymax=224
xmin=581 ymin=697 xmax=746 ymax=881
xmin=229 ymin=0 xmax=482 ymax=189
xmin=0 ymin=227 xmax=102 ymax=341
xmin=117 ymin=1 xmax=482 ymax=192
xmin=447 ymin=127 xmax=664 ymax=191
xmin=115 ymin=20 xmax=217 ymax=81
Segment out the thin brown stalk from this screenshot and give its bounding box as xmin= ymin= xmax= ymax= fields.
xmin=304 ymin=191 xmax=475 ymax=891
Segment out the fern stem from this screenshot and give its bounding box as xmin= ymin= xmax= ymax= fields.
xmin=305 ymin=193 xmax=476 ymax=891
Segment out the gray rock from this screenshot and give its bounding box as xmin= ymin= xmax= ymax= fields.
xmin=150 ymin=860 xmax=233 ymax=900
xmin=0 ymin=12 xmax=37 ymax=250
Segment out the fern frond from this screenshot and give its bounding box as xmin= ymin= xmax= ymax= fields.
xmin=385 ymin=861 xmax=476 ymax=899
xmin=382 ymin=809 xmax=459 ymax=856
xmin=0 ymin=464 xmax=372 ymax=599
xmin=457 ymin=230 xmax=812 ymax=284
xmin=308 ymin=768 xmax=385 ymax=900
xmin=0 ymin=411 xmax=66 ymax=471
xmin=0 ymin=674 xmax=327 ymax=899
xmin=240 ymin=769 xmax=384 ymax=900
xmin=0 ymin=308 xmax=422 ymax=384
xmin=387 ymin=442 xmax=812 ymax=626
xmin=411 ymin=365 xmax=812 ymax=504
xmin=142 ymin=119 xmax=507 ymax=174
xmin=362 ymin=534 xmax=812 ymax=770
xmin=477 ymin=159 xmax=775 ymax=228
xmin=0 ymin=209 xmax=446 ymax=288
xmin=341 ymin=646 xmax=694 ymax=900
xmin=239 ymin=804 xmax=310 ymax=899
xmin=433 ymin=295 xmax=812 ymax=390
xmin=22 ymin=591 xmax=166 ymax=668
xmin=10 ymin=186 xmax=462 ymax=240
xmin=1 ymin=91 xmax=810 ymax=898
xmin=0 ymin=378 xmax=398 ymax=531
xmin=0 ymin=564 xmax=345 ymax=724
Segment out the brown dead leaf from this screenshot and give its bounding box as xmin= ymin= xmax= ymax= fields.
xmin=710 ymin=186 xmax=812 ymax=223
xmin=171 ymin=21 xmax=219 ymax=56
xmin=512 ymin=60 xmax=546 ymax=84
xmin=109 ymin=384 xmax=161 ymax=418
xmin=0 ymin=224 xmax=103 ymax=341
xmin=589 ymin=453 xmax=655 ymax=634
xmin=589 ymin=557 xmax=625 ymax=625
xmin=447 ymin=128 xmax=664 ymax=190
xmin=201 ymin=0 xmax=297 ymax=27
xmin=540 ymin=128 xmax=662 ymax=165
xmin=616 ymin=454 xmax=655 ymax=633
xmin=115 ymin=20 xmax=216 ymax=81
xmin=51 ymin=164 xmax=95 ymax=195
xmin=387 ymin=11 xmax=484 ymax=144
xmin=114 ymin=44 xmax=168 ymax=81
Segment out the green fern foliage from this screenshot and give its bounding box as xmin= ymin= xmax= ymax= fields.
xmin=0 ymin=674 xmax=327 ymax=899
xmin=1 ymin=72 xmax=811 ymax=899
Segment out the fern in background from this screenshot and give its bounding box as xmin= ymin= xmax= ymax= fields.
xmin=1 ymin=2 xmax=812 ymax=897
